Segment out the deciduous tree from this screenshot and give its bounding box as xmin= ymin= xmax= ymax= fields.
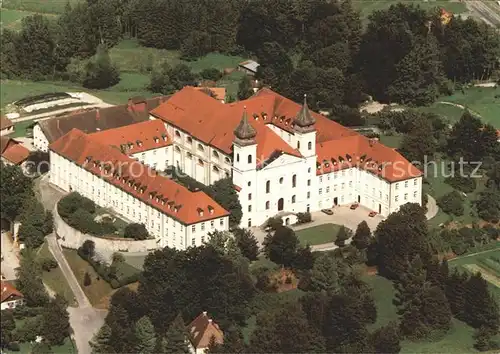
xmin=41 ymin=295 xmax=71 ymax=346
xmin=263 ymin=226 xmax=299 ymax=267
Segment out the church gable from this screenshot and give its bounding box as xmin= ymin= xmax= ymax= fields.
xmin=259 ymin=152 xmax=303 ymax=170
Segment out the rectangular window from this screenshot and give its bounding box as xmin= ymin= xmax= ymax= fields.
xmin=396 ymin=183 xmax=399 ymax=190
xmin=192 ymin=225 xmax=195 ymax=232
xmin=201 ymin=236 xmax=205 ymax=243
xmin=220 ymin=219 xmax=223 ymax=226
xmin=248 ymin=193 xmax=252 ymax=200
xmin=341 ymin=183 xmax=345 ymax=190
xmin=319 ymin=176 xmax=323 ymax=183
xmin=413 ymin=191 xmax=417 ymax=198
xmin=248 ymin=205 xmax=252 ymax=212
xmin=307 ymin=191 xmax=310 ymax=199
xmin=192 ymin=238 xmax=195 ymax=246
xmin=307 ymin=179 xmax=311 ymax=186
xmin=395 ymin=196 xmax=399 ymax=202
xmin=319 ymin=188 xmax=322 ymax=195
xmin=326 ymin=186 xmax=330 ymax=193
xmin=404 ymin=193 xmax=408 ymax=200
xmin=327 ymin=175 xmax=331 ymax=181
xmin=405 ymin=181 xmax=408 ymax=188
xmin=334 ymin=184 xmax=337 ymax=191
xmin=157 ymin=224 xmax=160 ymax=231
xmin=201 ymin=223 xmax=205 ymax=231
xmin=414 ymin=179 xmax=418 ymax=186
xmin=349 ymin=181 xmax=353 ymax=187
xmin=210 ymin=220 xmax=214 ymax=228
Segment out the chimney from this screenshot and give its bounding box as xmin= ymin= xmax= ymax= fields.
xmin=203 ymin=311 xmax=207 ymax=316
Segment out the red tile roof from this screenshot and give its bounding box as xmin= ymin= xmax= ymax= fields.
xmin=0 ymin=116 xmax=13 ymax=130
xmin=152 ymin=87 xmax=420 ymax=182
xmin=195 ymin=87 xmax=226 ymax=101
xmin=89 ymin=120 xmax=171 ymax=154
xmin=0 ymin=136 xmax=30 ymax=165
xmin=49 ymin=129 xmax=229 ymax=225
xmin=1 ymin=280 xmax=23 ymax=303
xmin=316 ymin=136 xmax=422 ymax=182
xmin=187 ymin=312 xmax=224 ymax=349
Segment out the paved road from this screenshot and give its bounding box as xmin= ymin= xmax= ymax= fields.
xmin=1 ymin=232 xmax=20 ymax=280
xmin=425 ymin=194 xmax=439 ymax=220
xmin=47 ymin=233 xmax=106 ymax=354
xmin=35 ymin=174 xmax=67 ymax=211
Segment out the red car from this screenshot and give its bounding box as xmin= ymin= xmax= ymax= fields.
xmin=350 ymin=203 xmax=359 ymax=210
xmin=369 ymin=211 xmax=377 ymax=217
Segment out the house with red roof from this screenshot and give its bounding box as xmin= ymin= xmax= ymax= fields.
xmin=0 ymin=116 xmax=14 ymax=136
xmin=48 ymin=86 xmax=423 ymax=240
xmin=187 ymin=312 xmax=224 ymax=354
xmin=1 ymin=281 xmax=24 ymax=310
xmin=0 ymin=136 xmax=30 ymax=166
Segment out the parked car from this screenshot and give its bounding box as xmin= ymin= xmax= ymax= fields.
xmin=350 ymin=203 xmax=359 ymax=210
xmin=321 ymin=209 xmax=334 ymax=215
xmin=368 ymin=211 xmax=377 ymax=217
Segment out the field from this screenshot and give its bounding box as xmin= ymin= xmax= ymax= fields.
xmin=295 ymin=223 xmax=341 ymax=245
xmin=62 ymin=248 xmax=113 ymax=306
xmin=353 ymin=0 xmax=467 ymax=23
xmin=36 ymin=241 xmax=77 ymax=307
xmin=420 ymin=87 xmax=500 ymax=128
xmin=449 ymin=247 xmax=500 ymax=300
xmin=2 ymin=0 xmax=80 ymax=14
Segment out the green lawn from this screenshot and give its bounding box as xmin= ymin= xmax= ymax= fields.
xmin=420 ymin=87 xmax=500 ymax=128
xmin=62 ymin=248 xmax=113 ymax=306
xmin=295 ymin=223 xmax=341 ymax=245
xmin=11 ymin=119 xmax=36 ymax=138
xmin=353 ymin=0 xmax=467 ymax=24
xmin=123 ymin=254 xmax=147 ymax=271
xmin=13 ymin=338 xmax=77 ymax=354
xmin=36 ymin=242 xmax=77 ymax=307
xmin=2 ymin=0 xmax=80 ymax=14
xmin=379 ymin=134 xmax=404 ymax=149
xmin=0 ymin=8 xmax=40 ymax=30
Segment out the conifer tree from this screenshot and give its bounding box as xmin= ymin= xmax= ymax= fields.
xmin=334 ymin=226 xmax=352 ymax=248
xmin=163 ymin=314 xmax=190 ymax=354
xmin=352 ymin=221 xmax=372 ymax=250
xmin=90 ymin=324 xmax=114 ymax=354
xmin=463 ymin=273 xmax=500 ymax=333
xmin=370 ymin=322 xmax=401 ymax=354
xmin=41 ymin=295 xmax=71 ymax=346
xmin=445 ymin=269 xmax=468 ymax=320
xmin=134 ymin=316 xmax=156 ymax=354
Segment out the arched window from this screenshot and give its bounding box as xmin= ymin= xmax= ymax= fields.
xmin=175 ymin=146 xmax=181 ymax=153
xmin=248 ymin=219 xmax=252 ymax=227
xmin=186 ymin=136 xmax=193 ymax=144
xmin=297 ymin=141 xmax=300 ymax=149
xmin=248 ymin=154 xmax=252 ymax=163
xmin=308 ymin=141 xmax=312 ymax=150
xmin=198 ymin=159 xmax=204 ymax=166
xmin=213 ymin=165 xmax=219 ymax=172
xmin=225 ymin=157 xmax=231 ymax=164
xmin=265 ymin=201 xmax=270 ymax=209
xmin=213 ymin=150 xmax=219 ymax=159
xmin=266 ymin=181 xmax=270 ymax=193
xmin=236 ymin=154 xmax=240 ymax=162
xmin=292 ymin=195 xmax=296 ymax=203
xmin=175 ymin=130 xmax=181 ymax=138
xmin=292 ymin=174 xmax=296 ymax=188
xmin=279 ymin=177 xmax=284 ymax=184
xmin=198 ymin=143 xmax=204 ymax=152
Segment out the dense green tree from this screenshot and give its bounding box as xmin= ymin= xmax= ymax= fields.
xmin=41 ymin=295 xmax=71 ymax=346
xmin=370 ymin=322 xmax=401 ymax=353
xmin=237 ymin=75 xmax=254 ymax=101
xmin=124 ymin=223 xmax=149 ymax=240
xmin=262 ymin=226 xmax=299 ymax=267
xmin=293 ymin=244 xmax=315 ymax=271
xmin=437 ymin=191 xmax=465 ymax=216
xmin=463 ymin=273 xmax=500 ymax=333
xmin=0 ymin=164 xmax=34 ymax=226
xmin=359 ymin=3 xmax=429 ymax=102
xmin=256 ymin=41 xmax=293 ymax=93
xmin=163 ymin=314 xmax=190 ymax=354
xmin=473 ymin=326 xmax=498 ymax=352
xmin=352 ymin=221 xmax=372 ymax=250
xmin=334 ymin=226 xmax=352 ymax=248
xmin=180 ymin=30 xmax=211 ymax=59
xmin=399 ymin=125 xmax=438 ymax=164
xmin=82 ymin=45 xmax=120 ymax=89
xmin=374 ymin=203 xmax=431 ymax=280
xmin=233 ymin=228 xmax=259 ymax=261
xmin=105 ymin=305 xmax=136 ymax=353
xmin=476 ymin=188 xmax=500 ymax=223
xmin=15 ymin=15 xmax=56 ymax=79
xmin=307 ymin=253 xmax=342 ymax=292
xmin=200 ymin=68 xmax=222 ymax=81
xmin=1 ymin=310 xmax=16 ymax=348
xmin=134 ymin=316 xmax=156 ymax=354
xmin=90 ymin=324 xmax=114 ymax=354
xmin=31 ymin=343 xmax=53 ymax=354
xmin=15 ymin=250 xmax=49 ymax=307
xmin=207 ymin=177 xmax=242 ymax=228
xmin=250 ymin=302 xmax=325 ymax=353
xmin=0 ymin=29 xmax=20 ymax=78
xmin=386 ymin=36 xmax=445 ymax=105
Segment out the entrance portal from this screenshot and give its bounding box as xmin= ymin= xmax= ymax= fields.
xmin=278 ymin=198 xmax=284 ymax=211
xmin=333 ymin=197 xmax=338 ymax=206
xmin=379 ymin=204 xmax=382 ymax=214
xmin=357 ymin=195 xmax=361 ymax=203
xmin=285 ymin=217 xmax=290 ymax=225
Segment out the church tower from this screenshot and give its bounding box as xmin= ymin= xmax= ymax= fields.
xmin=294 ymin=94 xmax=316 ymax=158
xmin=232 ymin=107 xmax=257 ymax=227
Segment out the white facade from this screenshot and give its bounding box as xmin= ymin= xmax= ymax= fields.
xmin=1 ymin=298 xmax=24 ymax=310
xmin=49 ymin=151 xmax=229 ymax=250
xmin=33 ymin=124 xmax=49 ymax=152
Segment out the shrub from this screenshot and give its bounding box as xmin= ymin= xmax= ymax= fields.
xmin=68 ymin=208 xmax=95 ymax=234
xmin=112 ymin=252 xmax=125 ymax=264
xmin=39 ymin=258 xmax=58 ymax=272
xmin=83 ymin=272 xmax=91 ymax=287
xmin=296 ymin=212 xmax=312 ymax=224
xmin=437 ymin=191 xmax=464 ymax=216
xmin=80 ymin=240 xmax=95 ymax=259
xmin=12 ymin=306 xmax=43 ymax=319
xmin=8 ymin=342 xmax=20 ymax=351
xmin=265 ymin=217 xmax=283 ymax=231
xmin=123 ymin=223 xmax=149 ymax=240
xmin=58 ymin=193 xmax=96 ymax=217
xmin=445 ymin=176 xmax=477 ymax=194
xmin=200 ymin=68 xmax=222 ymax=81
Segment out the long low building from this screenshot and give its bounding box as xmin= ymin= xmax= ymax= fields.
xmin=49 ymin=128 xmax=229 ymax=249
xmin=48 ymin=86 xmax=423 ymax=241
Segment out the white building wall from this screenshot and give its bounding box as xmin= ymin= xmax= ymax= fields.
xmin=33 ymin=124 xmax=50 ymax=152
xmin=1 ymin=298 xmax=24 ymax=310
xmin=49 ymin=150 xmax=229 ymax=250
